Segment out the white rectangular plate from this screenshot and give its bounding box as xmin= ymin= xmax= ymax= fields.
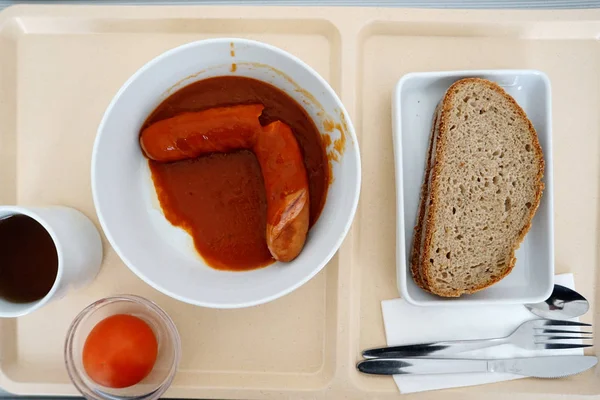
xmin=393 ymin=70 xmax=554 ymax=306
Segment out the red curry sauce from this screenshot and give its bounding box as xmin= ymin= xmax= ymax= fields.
xmin=143 ymin=76 xmax=329 ymax=271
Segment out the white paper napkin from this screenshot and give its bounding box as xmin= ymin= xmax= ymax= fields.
xmin=381 ymin=274 xmax=584 ymax=393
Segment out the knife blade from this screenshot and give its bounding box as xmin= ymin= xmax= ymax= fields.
xmin=357 ymin=356 xmax=598 ymax=378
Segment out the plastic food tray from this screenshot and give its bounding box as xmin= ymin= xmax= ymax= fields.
xmin=0 ymin=4 xmax=598 ymax=399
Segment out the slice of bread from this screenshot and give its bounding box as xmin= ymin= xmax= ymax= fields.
xmin=411 ymin=78 xmax=544 ymax=297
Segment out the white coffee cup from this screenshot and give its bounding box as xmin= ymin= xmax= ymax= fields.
xmin=0 ymin=206 xmax=103 ymax=317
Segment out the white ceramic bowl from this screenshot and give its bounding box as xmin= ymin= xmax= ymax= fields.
xmin=92 ymin=38 xmax=360 ymax=308
xmin=393 ymin=70 xmax=553 ymax=306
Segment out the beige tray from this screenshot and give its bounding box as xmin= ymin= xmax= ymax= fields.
xmin=0 ymin=4 xmax=599 ymax=399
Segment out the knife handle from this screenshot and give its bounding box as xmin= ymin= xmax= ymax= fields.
xmin=362 ymin=337 xmax=508 ymax=358
xmin=357 ymin=358 xmax=489 ymax=375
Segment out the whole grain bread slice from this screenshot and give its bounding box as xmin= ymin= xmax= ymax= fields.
xmin=414 ymin=78 xmax=544 ymax=297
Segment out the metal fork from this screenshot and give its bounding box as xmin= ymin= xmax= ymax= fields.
xmin=362 ymin=319 xmax=593 ymax=358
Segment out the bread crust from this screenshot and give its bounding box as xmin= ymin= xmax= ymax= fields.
xmin=416 ymin=78 xmax=544 ymax=297
xmin=411 ymin=105 xmax=444 ymax=292
xmin=410 ymin=108 xmax=438 ymax=291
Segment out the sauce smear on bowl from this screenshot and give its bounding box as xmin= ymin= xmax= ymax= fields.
xmin=143 ymin=76 xmax=328 ymax=271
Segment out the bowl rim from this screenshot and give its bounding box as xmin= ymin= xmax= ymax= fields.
xmin=92 ymin=38 xmax=362 ymax=308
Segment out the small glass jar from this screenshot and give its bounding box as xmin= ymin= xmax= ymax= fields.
xmin=65 ymin=295 xmax=181 ymax=400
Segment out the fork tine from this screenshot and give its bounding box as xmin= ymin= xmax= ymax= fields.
xmin=536 ymin=336 xmax=594 ymax=341
xmin=535 ymin=319 xmax=592 ymax=327
xmin=538 ymin=343 xmax=594 ymax=350
xmin=539 ymin=329 xmax=593 ymax=335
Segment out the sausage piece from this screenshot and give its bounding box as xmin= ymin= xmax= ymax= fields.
xmin=140 ymin=106 xmax=310 ymax=262
xmin=254 ymin=121 xmax=310 ymax=262
xmin=140 ymin=104 xmax=264 ymax=162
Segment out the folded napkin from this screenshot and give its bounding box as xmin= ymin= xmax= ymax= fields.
xmin=381 ymin=273 xmax=583 ymax=393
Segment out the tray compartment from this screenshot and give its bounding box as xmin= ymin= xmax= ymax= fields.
xmin=0 ymin=7 xmax=342 ymax=396
xmin=352 ymin=19 xmax=600 ymax=396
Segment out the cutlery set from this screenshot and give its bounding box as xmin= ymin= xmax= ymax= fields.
xmin=358 ymin=285 xmax=597 ymax=378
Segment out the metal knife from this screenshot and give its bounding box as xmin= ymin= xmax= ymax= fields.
xmin=357 ymin=356 xmax=598 ymax=378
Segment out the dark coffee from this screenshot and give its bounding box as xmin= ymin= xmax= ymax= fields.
xmin=0 ymin=214 xmax=58 ymax=303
